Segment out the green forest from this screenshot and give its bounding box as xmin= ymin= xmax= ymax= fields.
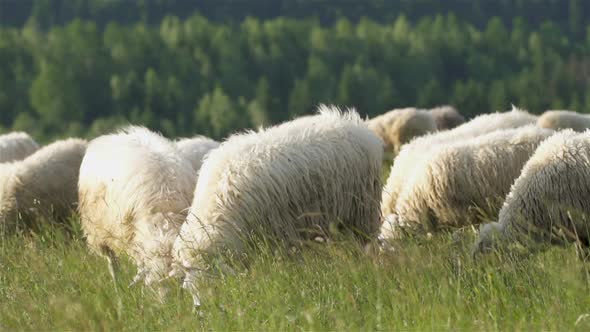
xmin=0 ymin=0 xmax=589 ymax=141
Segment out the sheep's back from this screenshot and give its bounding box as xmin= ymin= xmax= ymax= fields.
xmin=175 ymin=107 xmax=383 ymax=265
xmin=0 ymin=132 xmax=39 ymax=163
xmin=498 ymin=130 xmax=590 ymax=240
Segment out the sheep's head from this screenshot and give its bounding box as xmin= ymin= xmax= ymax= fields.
xmin=472 ymin=222 xmax=505 ymax=258
xmin=126 ymin=209 xmax=187 ymax=302
xmin=128 ymin=253 xmax=176 ymax=303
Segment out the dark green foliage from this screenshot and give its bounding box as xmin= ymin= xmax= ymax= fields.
xmin=0 ymin=12 xmax=589 ymax=142
xmin=2 ymin=0 xmax=589 ymax=33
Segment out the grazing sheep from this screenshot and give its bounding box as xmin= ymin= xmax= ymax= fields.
xmin=175 ymin=136 xmax=220 ymax=173
xmin=172 ymin=105 xmax=383 ymax=307
xmin=0 ymin=132 xmax=39 ymax=163
xmin=367 ymin=108 xmax=437 ymax=154
xmin=473 ymin=130 xmax=590 ymax=256
xmin=381 ymin=107 xmax=538 ymax=222
xmin=78 ymin=126 xmax=195 ymax=292
xmin=0 ymin=138 xmax=87 ymax=230
xmin=429 ymin=105 xmax=465 ymax=130
xmin=537 ymin=110 xmax=590 ymax=132
xmin=381 ymin=125 xmax=554 ymax=239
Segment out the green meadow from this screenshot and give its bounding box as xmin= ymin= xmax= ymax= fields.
xmin=2 ymin=215 xmax=590 ymax=331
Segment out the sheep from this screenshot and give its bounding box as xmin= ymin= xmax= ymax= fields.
xmin=175 ymin=136 xmax=220 ymax=173
xmin=381 ymin=107 xmax=538 ymax=223
xmin=78 ymin=126 xmax=195 ymax=293
xmin=537 ymin=110 xmax=590 ymax=132
xmin=367 ymin=108 xmax=437 ymax=154
xmin=0 ymin=138 xmax=87 ymax=231
xmin=172 ymin=105 xmax=383 ymax=307
xmin=473 ymin=130 xmax=590 ymax=256
xmin=0 ymin=132 xmax=39 ymax=163
xmin=380 ymin=125 xmax=554 ymax=239
xmin=429 ymin=105 xmax=465 ymax=130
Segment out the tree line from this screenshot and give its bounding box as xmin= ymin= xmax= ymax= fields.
xmin=2 ymin=0 xmax=589 ymax=36
xmin=1 ymin=13 xmax=589 ymax=142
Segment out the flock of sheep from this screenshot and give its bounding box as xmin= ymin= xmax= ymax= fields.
xmin=1 ymin=104 xmax=590 ymax=307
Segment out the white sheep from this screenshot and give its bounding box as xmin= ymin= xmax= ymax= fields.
xmin=0 ymin=138 xmax=87 ymax=230
xmin=381 ymin=125 xmax=554 ymax=239
xmin=0 ymin=132 xmax=39 ymax=163
xmin=429 ymin=105 xmax=465 ymax=130
xmin=78 ymin=126 xmax=195 ymax=292
xmin=474 ymin=130 xmax=590 ymax=256
xmin=381 ymin=107 xmax=538 ymax=221
xmin=172 ymin=105 xmax=383 ymax=307
xmin=175 ymin=136 xmax=220 ymax=173
xmin=537 ymin=110 xmax=590 ymax=132
xmin=367 ymin=108 xmax=437 ymax=154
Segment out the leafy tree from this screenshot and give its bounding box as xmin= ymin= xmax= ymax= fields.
xmin=196 ymin=87 xmax=242 ymax=139
xmin=0 ymin=12 xmax=589 ymax=141
xmin=30 ymin=61 xmax=84 ymax=128
xmin=288 ymin=79 xmax=313 ymax=117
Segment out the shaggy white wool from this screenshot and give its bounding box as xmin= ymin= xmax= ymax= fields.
xmin=0 ymin=132 xmax=39 ymax=163
xmin=175 ymin=136 xmax=219 ymax=173
xmin=381 ymin=125 xmax=554 ymax=239
xmin=78 ymin=126 xmax=195 ymax=288
xmin=0 ymin=138 xmax=87 ymax=229
xmin=381 ymin=107 xmax=538 ymax=221
xmin=474 ymin=129 xmax=590 ymax=254
xmin=537 ymin=110 xmax=590 ymax=132
xmin=173 ymin=105 xmax=383 ymax=306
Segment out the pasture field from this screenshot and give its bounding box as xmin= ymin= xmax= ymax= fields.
xmin=1 ymin=218 xmax=590 ymax=331
xmin=1 ymin=162 xmax=589 ymax=331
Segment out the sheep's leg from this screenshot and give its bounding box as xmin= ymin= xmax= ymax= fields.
xmin=182 ymin=270 xmax=201 ymax=308
xmin=106 ymin=254 xmax=119 ymax=288
xmin=104 ymin=247 xmax=120 ymax=288
xmin=104 ymin=247 xmax=123 ymax=318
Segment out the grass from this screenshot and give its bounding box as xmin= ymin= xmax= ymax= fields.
xmin=1 ymin=161 xmax=589 ymax=331
xmin=2 ymin=219 xmax=590 ymax=331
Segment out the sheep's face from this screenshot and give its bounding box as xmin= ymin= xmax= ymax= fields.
xmin=472 ymin=222 xmax=504 ymax=257
xmin=144 ymin=255 xmax=174 ymax=285
xmin=132 ymin=255 xmax=175 ymax=303
xmin=132 ymin=211 xmax=186 ymax=299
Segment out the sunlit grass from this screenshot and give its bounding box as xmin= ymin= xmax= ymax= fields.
xmin=2 ymin=218 xmax=590 ymax=331
xmin=1 ymin=161 xmax=589 ymax=330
